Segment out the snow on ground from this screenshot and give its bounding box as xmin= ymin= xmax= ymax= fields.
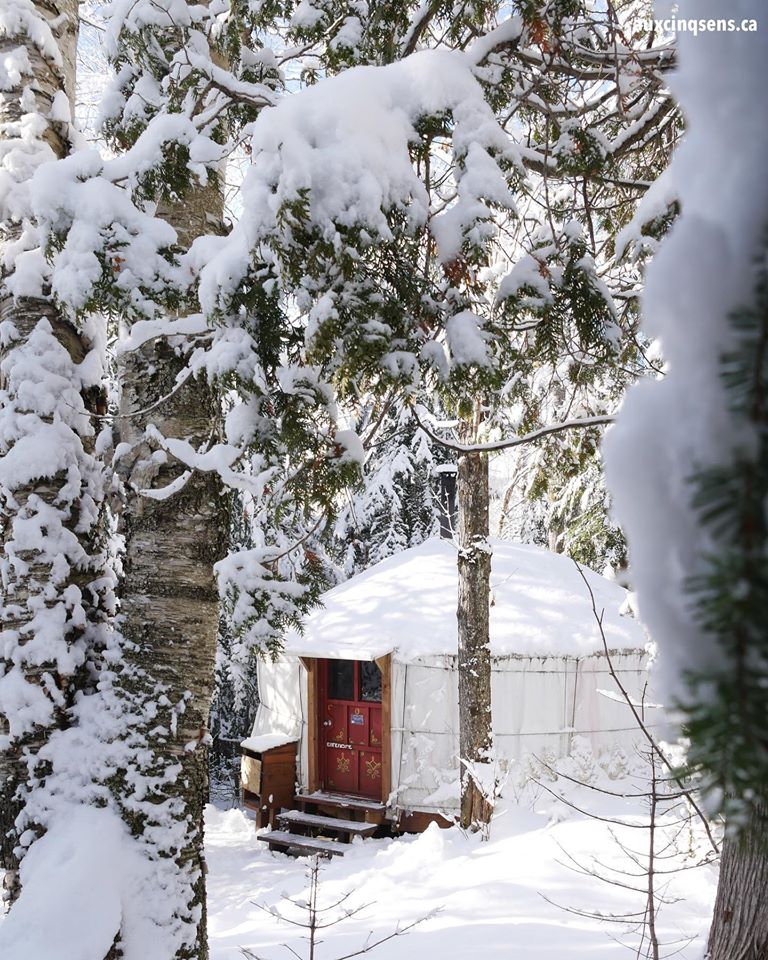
xmin=207 ymin=781 xmax=716 ymax=960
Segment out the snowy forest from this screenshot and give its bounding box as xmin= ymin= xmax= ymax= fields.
xmin=0 ymin=0 xmax=766 ymax=957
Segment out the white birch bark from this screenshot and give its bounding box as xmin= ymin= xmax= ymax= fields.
xmin=114 ymin=182 xmax=227 ymax=959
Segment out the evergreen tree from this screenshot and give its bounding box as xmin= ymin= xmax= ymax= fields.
xmin=601 ymin=3 xmax=766 ymax=955
xmin=2 ymin=0 xmax=351 ymax=951
xmin=189 ymin=0 xmax=676 ymax=828
xmin=0 ymin=0 xmax=115 ymax=902
xmin=498 ymin=434 xmax=627 ymax=573
xmin=210 ymin=487 xmax=337 ymax=800
xmin=0 ymin=0 xmax=683 ymax=947
xmin=334 ymin=403 xmax=443 ymax=576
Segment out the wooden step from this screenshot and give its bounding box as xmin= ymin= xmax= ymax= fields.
xmin=258 ymin=830 xmax=346 ymax=857
xmin=296 ymin=792 xmax=386 ymax=823
xmin=277 ymin=809 xmax=378 ymax=838
xmin=299 ymin=791 xmax=386 ymax=811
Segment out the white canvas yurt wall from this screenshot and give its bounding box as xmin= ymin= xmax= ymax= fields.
xmin=246 ymin=539 xmax=655 ymax=817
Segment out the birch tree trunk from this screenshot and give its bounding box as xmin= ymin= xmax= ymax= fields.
xmin=456 ymin=414 xmax=493 ymax=829
xmin=707 ymin=804 xmax=768 ymax=960
xmin=0 ymin=0 xmax=102 ymax=903
xmin=115 ymin=182 xmax=227 ymax=959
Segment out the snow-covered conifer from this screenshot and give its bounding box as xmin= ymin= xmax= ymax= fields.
xmin=0 ymin=0 xmax=115 ymax=902
xmin=335 ymin=403 xmax=442 ymax=576
xmin=603 ymin=1 xmax=767 ymax=954
xmin=191 ymin=2 xmax=674 ymax=826
xmin=0 ymin=3 xmax=687 ymax=942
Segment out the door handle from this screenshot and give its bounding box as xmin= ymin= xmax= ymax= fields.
xmin=323 ymin=720 xmax=332 ymax=727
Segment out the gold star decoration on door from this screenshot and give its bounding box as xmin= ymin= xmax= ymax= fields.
xmin=365 ymin=758 xmax=381 ymax=779
xmin=336 ymin=754 xmax=350 ymax=773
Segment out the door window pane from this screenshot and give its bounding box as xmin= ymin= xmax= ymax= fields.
xmin=360 ymin=661 xmax=382 ymax=702
xmin=328 ymin=659 xmax=354 ymax=700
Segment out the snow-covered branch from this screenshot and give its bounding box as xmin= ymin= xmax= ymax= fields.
xmin=411 ymin=406 xmax=614 ymax=454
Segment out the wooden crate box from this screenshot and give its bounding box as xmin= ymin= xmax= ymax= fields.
xmin=240 ymin=740 xmax=297 ymax=829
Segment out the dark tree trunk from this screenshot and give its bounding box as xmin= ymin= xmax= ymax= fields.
xmin=707 ymin=804 xmax=768 ymax=960
xmin=456 ymin=435 xmax=493 ymax=830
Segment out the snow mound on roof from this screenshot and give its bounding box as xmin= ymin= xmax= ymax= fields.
xmin=284 ymin=538 xmax=645 ymax=661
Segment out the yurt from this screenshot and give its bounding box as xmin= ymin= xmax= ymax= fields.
xmin=240 ymin=538 xmax=653 ymax=836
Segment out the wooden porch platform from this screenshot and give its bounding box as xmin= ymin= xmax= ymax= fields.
xmin=258 ymin=797 xmax=385 ymax=857
xmin=295 ymin=791 xmax=387 ymax=823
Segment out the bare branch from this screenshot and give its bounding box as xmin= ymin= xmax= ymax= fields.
xmin=331 ymin=910 xmax=441 ymax=960
xmin=532 ymin=754 xmax=687 ymax=800
xmin=573 ymin=562 xmax=720 ymax=856
xmin=540 ymin=893 xmax=649 ymax=924
xmin=411 ymin=405 xmax=613 ymax=453
xmin=533 ymin=778 xmax=651 ymax=828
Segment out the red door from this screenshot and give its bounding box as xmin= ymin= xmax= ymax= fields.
xmin=319 ymin=659 xmax=383 ymax=799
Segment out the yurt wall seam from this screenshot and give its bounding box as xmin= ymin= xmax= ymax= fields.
xmin=297 ymin=661 xmax=306 ymax=788
xmin=570 ymin=658 xmax=581 ymax=735
xmin=394 ymin=662 xmax=409 ymax=808
xmin=387 ymin=725 xmax=656 ymax=737
xmin=387 ymin=659 xmax=644 ymax=674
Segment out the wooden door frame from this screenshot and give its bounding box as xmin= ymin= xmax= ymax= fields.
xmin=301 ymin=654 xmax=391 ymax=804
xmin=375 ymin=654 xmax=392 ymax=805
xmin=300 ymin=657 xmax=320 ymax=794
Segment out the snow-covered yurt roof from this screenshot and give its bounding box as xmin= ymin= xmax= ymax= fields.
xmin=283 ymin=538 xmax=645 ymax=662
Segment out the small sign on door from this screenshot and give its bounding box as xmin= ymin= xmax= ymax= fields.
xmin=350 ymin=714 xmax=365 ymax=725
